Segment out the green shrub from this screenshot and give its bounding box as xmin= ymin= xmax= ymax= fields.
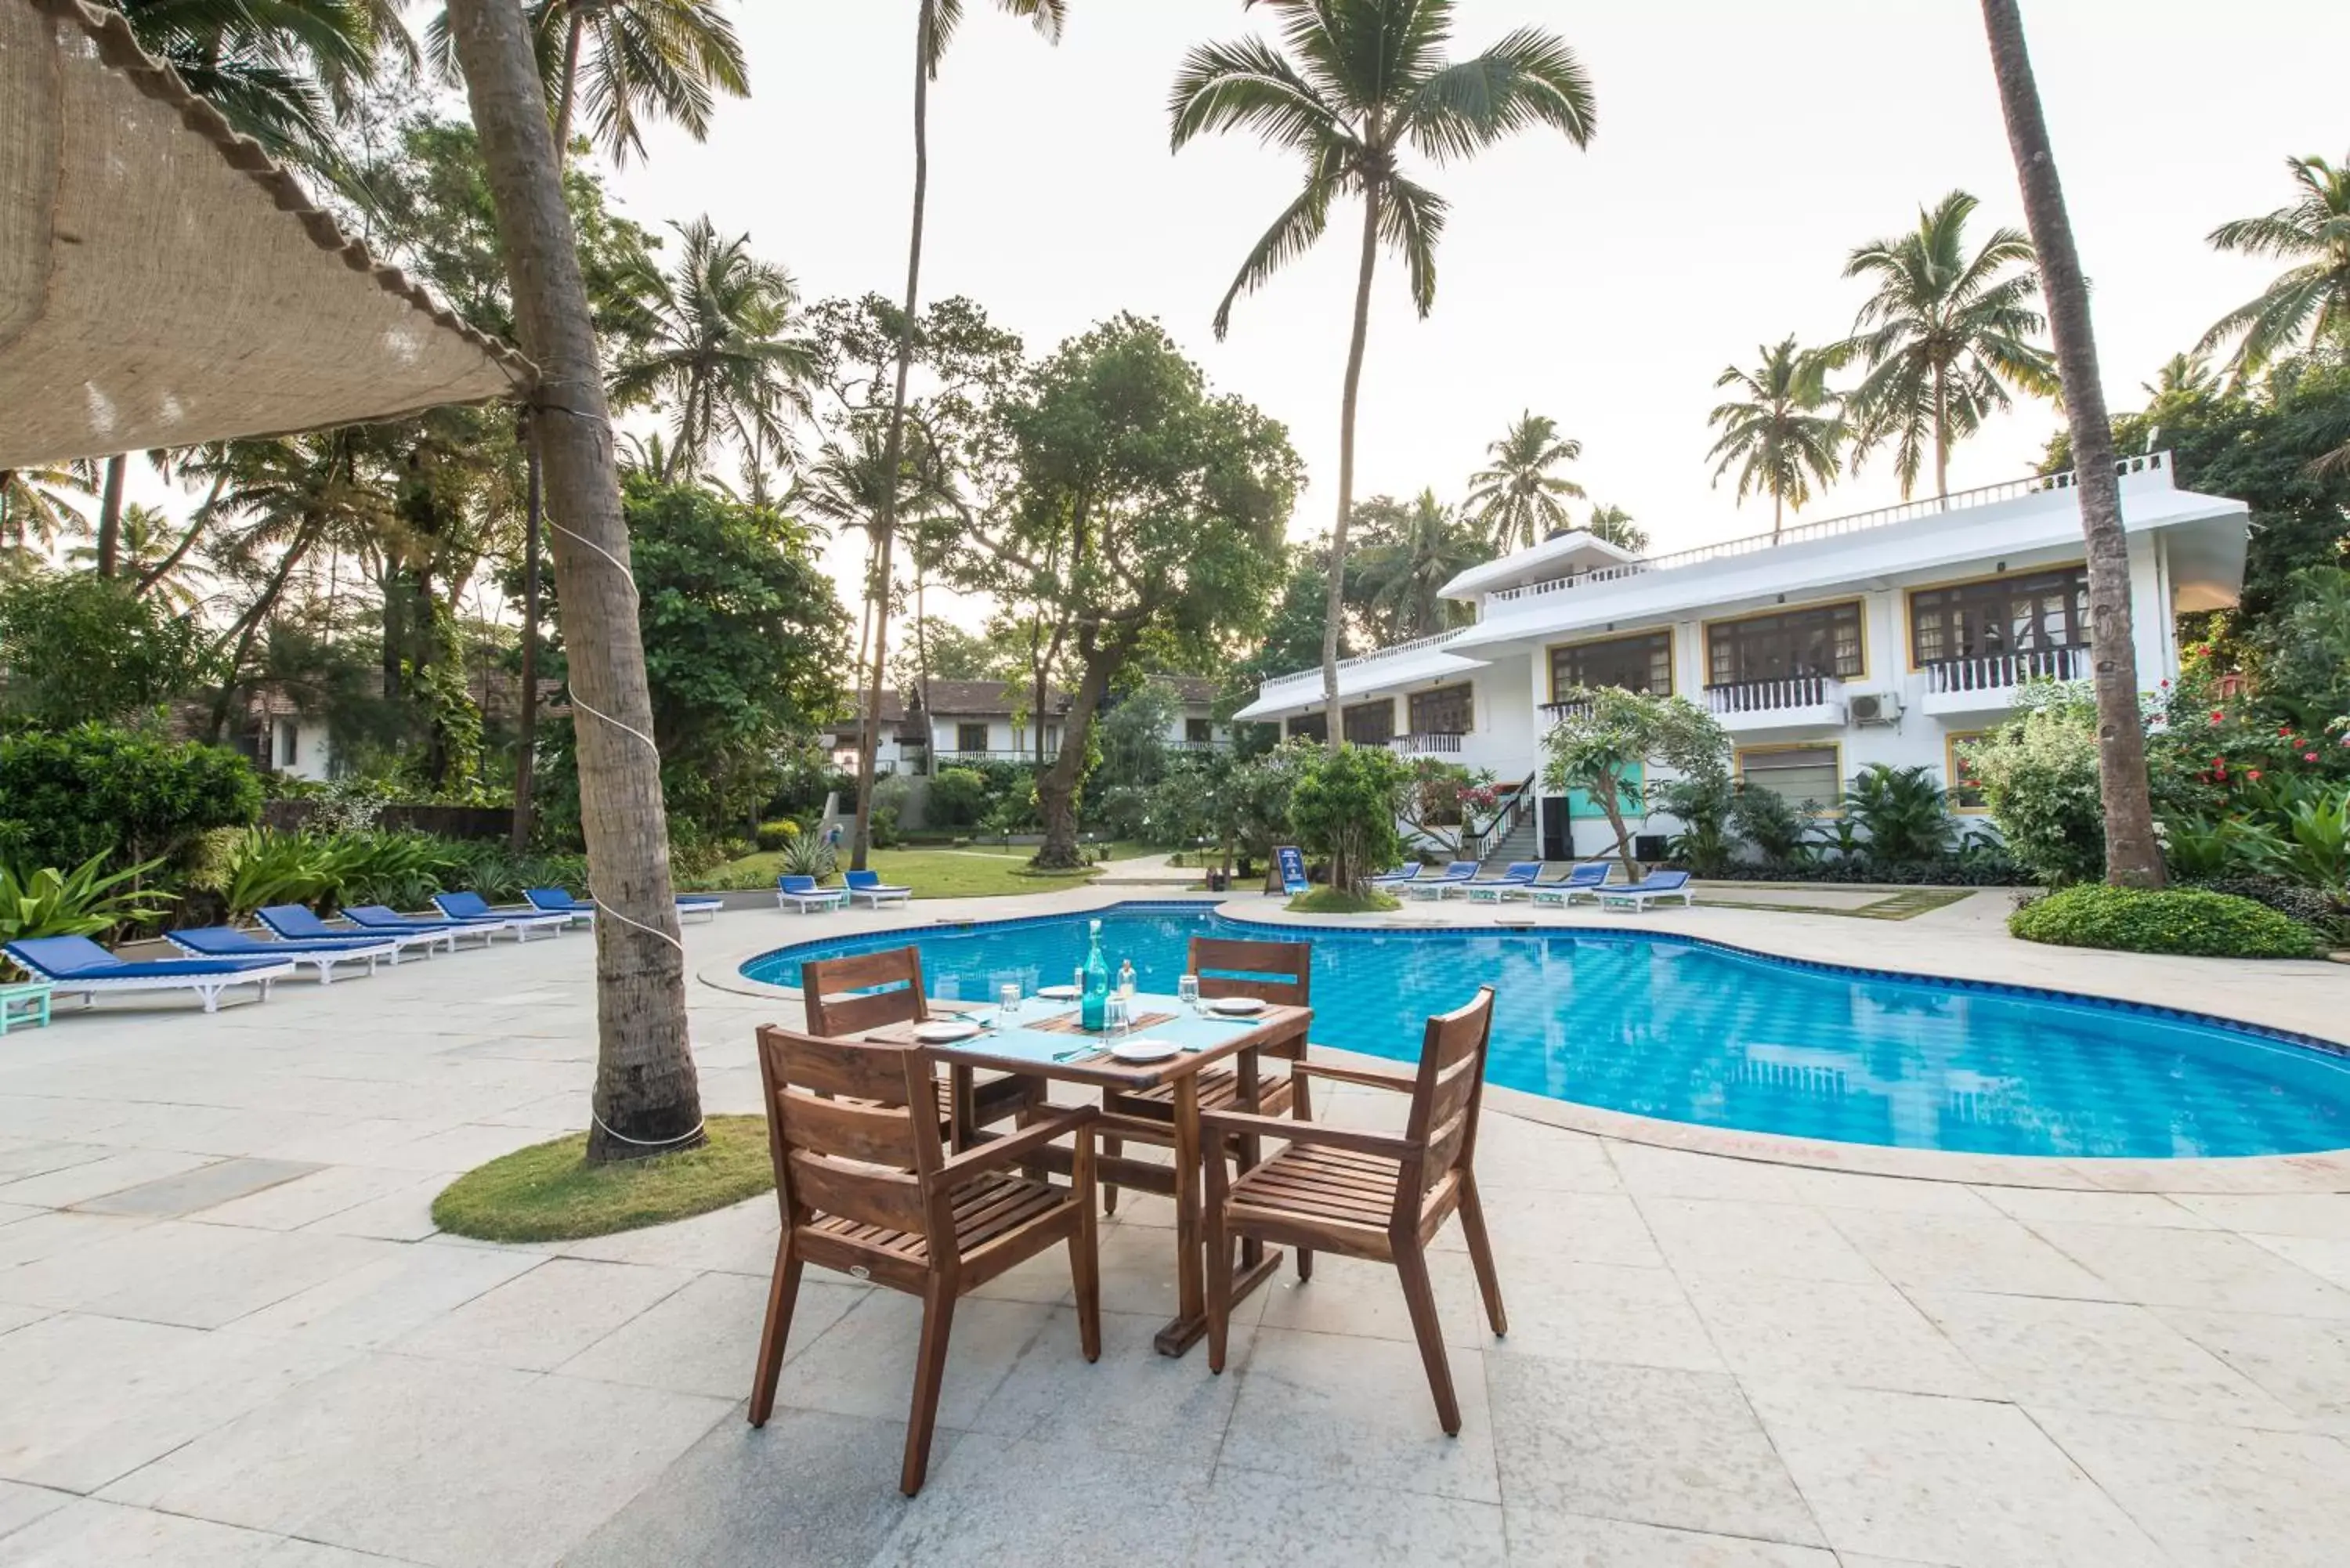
xmin=0 ymin=724 xmax=262 ymax=873
xmin=1842 ymin=764 xmax=1955 ymax=863
xmin=926 ymin=767 xmax=991 ymax=829
xmin=753 ymin=818 xmax=799 ymax=852
xmin=2008 ymin=884 xmax=2326 ymax=959
xmin=0 ymin=854 xmax=176 ymax=952
xmin=777 ymin=833 xmax=837 ymax=880
xmin=1289 ymin=743 xmax=1408 ymax=894
xmin=1962 ymin=703 xmax=2106 ymax=884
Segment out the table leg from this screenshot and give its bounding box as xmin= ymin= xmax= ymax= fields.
xmin=949 ymin=1064 xmax=977 ymax=1153
xmin=1233 ymin=1046 xmax=1267 ymax=1274
xmin=1154 ymin=1075 xmax=1205 ymax=1357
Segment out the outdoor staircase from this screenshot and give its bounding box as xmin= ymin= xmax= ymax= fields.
xmin=1477 ymin=811 xmax=1542 ymax=873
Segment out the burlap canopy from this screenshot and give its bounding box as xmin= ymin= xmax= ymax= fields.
xmin=0 ymin=0 xmax=534 ymax=470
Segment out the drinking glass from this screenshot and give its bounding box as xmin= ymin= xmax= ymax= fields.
xmin=996 ymin=981 xmax=1021 ymax=1019
xmin=1177 ymin=974 xmax=1200 ymax=1011
xmin=1104 ymin=995 xmax=1131 ymax=1038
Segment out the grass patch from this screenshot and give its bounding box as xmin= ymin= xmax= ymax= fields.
xmin=1285 ymin=887 xmax=1402 ymax=915
xmin=432 ymin=1115 xmax=774 ymax=1243
xmin=714 ymin=847 xmax=1101 ymax=898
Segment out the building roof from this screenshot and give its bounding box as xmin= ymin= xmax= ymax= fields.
xmin=0 ymin=0 xmax=532 ymax=468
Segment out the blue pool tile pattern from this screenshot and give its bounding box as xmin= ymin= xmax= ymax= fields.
xmin=739 ymin=905 xmax=2350 ymax=1161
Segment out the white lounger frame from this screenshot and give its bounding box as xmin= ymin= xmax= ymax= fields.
xmin=846 ymin=884 xmax=912 ymax=909
xmin=27 ymin=964 xmax=295 ymax=1014
xmin=1595 ymin=884 xmax=1696 ymax=912
xmin=776 ymin=887 xmax=849 ymax=914
xmin=164 ymin=937 xmax=398 ymax=983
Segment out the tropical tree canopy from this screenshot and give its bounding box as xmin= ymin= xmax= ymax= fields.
xmin=103 ymin=0 xmax=412 ymax=162
xmin=1582 ymin=503 xmax=1646 ymax=554
xmin=1838 ymin=190 xmax=2056 ymax=499
xmin=1350 ymin=490 xmax=1491 ymax=643
xmin=1540 ymin=685 xmax=1728 ymax=881
xmin=1464 ymin=410 xmax=1586 ymax=552
xmin=2198 ymin=152 xmax=2350 ymax=380
xmin=1705 ymin=337 xmax=1847 ymax=533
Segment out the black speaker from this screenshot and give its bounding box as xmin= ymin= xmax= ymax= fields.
xmin=1634 ymin=833 xmax=1669 ymax=863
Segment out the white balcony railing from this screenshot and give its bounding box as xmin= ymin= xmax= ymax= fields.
xmin=1704 ymin=675 xmax=1844 ymax=716
xmin=1924 ymin=645 xmax=2088 ymax=694
xmin=1537 ymin=700 xmax=1592 ymax=724
xmin=1389 ymin=732 xmax=1466 ymax=757
xmin=1255 ymin=627 xmax=1472 ymax=698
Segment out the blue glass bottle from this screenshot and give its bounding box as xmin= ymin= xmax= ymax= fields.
xmin=1080 ymin=919 xmax=1109 ymax=1032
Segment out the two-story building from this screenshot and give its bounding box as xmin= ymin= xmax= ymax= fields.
xmin=1234 ymin=453 xmax=2249 ymax=859
xmin=830 ymin=676 xmax=1232 ymax=775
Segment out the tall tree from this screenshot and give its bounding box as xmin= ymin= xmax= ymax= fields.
xmin=0 ymin=462 xmax=92 ymax=564
xmin=1463 ymin=410 xmax=1586 ymax=552
xmin=1705 ymin=337 xmax=1848 ymax=538
xmin=443 ymin=0 xmax=702 ymax=1160
xmin=1173 ymin=0 xmax=1594 ymax=751
xmin=105 ymin=0 xmax=410 ymax=161
xmin=1838 ymin=190 xmax=2056 ymax=500
xmin=1582 ymin=502 xmax=1645 ymax=553
xmin=851 ymin=0 xmax=1068 ymax=869
xmin=1979 ymin=0 xmax=2163 ymax=887
xmin=606 ymin=217 xmax=817 ymax=485
xmin=2198 ymin=152 xmax=2350 ymax=381
xmin=948 ymin=316 xmax=1299 ymax=867
xmin=1351 ymin=490 xmax=1489 ymax=642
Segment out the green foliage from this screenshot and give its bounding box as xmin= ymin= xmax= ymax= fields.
xmin=776 ymin=833 xmax=838 ymax=880
xmin=0 ymin=854 xmax=176 ymax=947
xmin=0 ymin=724 xmax=262 ymax=874
xmin=1729 ymin=784 xmax=1813 ymax=863
xmin=2247 ymin=569 xmax=2350 ymax=733
xmin=1959 ymin=692 xmax=2106 ymax=884
xmin=1351 ymin=491 xmax=1492 ymax=641
xmin=1289 ymin=744 xmax=1408 ymax=896
xmin=331 ymin=830 xmax=460 ymax=911
xmin=925 ymin=767 xmax=992 ymax=829
xmin=754 ymin=819 xmax=799 ymax=853
xmin=432 ymin=840 xmax=591 ymax=905
xmin=2009 ymin=885 xmax=2325 ymax=959
xmin=0 ymin=574 xmax=219 ymax=729
xmin=1841 ymin=764 xmax=1956 ymax=863
xmin=429 ymin=1118 xmax=773 ymax=1245
xmin=1094 ymin=683 xmax=1185 ymax=793
xmin=1706 ymin=338 xmax=1848 ymax=525
xmin=195 ymin=829 xmax=345 ymax=919
xmin=1223 ymin=741 xmax=1319 ymax=862
xmin=1653 ymin=772 xmax=1736 ymax=877
xmin=1465 ymin=414 xmax=1587 ymax=554
xmin=1542 ymin=687 xmax=1730 ymax=877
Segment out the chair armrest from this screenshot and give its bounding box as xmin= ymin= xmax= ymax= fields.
xmin=1195 ymin=1107 xmax=1414 ymax=1160
xmin=1292 ymin=1059 xmax=1417 ymax=1094
xmin=937 ymin=1106 xmax=1097 ymax=1181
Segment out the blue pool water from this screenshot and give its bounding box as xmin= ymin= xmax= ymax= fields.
xmin=738 ymin=904 xmax=2350 ymax=1160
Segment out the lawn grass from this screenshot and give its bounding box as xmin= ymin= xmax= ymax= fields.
xmin=431 ymin=1115 xmax=773 ymax=1243
xmin=713 ymin=846 xmax=1101 ymax=898
xmin=1285 ymin=887 xmax=1402 ymax=915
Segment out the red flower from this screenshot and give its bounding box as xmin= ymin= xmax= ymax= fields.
xmin=2305 ymin=753 xmax=2319 ymax=763
xmin=2208 ymin=712 xmax=2225 ymax=726
xmin=2248 ymin=768 xmax=2264 ymax=781
xmin=2280 ymin=726 xmax=2294 ymax=737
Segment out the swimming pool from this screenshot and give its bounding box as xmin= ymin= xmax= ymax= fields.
xmin=738 ymin=902 xmax=2350 ymax=1161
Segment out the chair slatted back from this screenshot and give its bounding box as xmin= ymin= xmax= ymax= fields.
xmin=755 ymin=1024 xmax=945 ymax=1242
xmin=802 ymin=947 xmax=931 ymax=1039
xmin=1187 ymin=936 xmax=1311 ymax=1009
xmin=1400 ymin=987 xmax=1495 ymax=1204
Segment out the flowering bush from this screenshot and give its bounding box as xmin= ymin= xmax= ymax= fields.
xmin=1960 ymin=696 xmax=2106 ymax=885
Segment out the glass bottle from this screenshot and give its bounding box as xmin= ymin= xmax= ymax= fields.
xmin=1117 ymin=958 xmax=1137 ymax=999
xmin=1080 ymin=919 xmax=1109 ymax=1032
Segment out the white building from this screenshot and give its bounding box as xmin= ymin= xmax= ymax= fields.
xmin=1235 ymin=453 xmax=2248 ymax=859
xmin=829 ymin=677 xmax=1231 ymax=775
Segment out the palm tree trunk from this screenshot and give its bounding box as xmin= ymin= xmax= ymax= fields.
xmin=95 ymin=455 xmax=125 ymax=576
xmin=1323 ymin=171 xmax=1383 ymax=755
xmin=445 ymin=0 xmax=703 ymax=1161
xmin=1932 ymin=366 xmax=1950 ymax=502
xmin=551 ymin=5 xmax=586 ymax=154
xmin=512 ymin=419 xmax=542 ymax=849
xmin=1771 ymin=488 xmax=1783 ymax=543
xmin=1979 ymin=0 xmax=2163 ymax=888
xmin=137 ymin=470 xmax=226 ymax=595
xmin=853 ymin=3 xmax=931 ymax=867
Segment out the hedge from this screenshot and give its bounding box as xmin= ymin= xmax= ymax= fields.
xmin=2008 ymin=885 xmax=2327 ymax=959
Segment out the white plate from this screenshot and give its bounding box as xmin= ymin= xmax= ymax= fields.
xmin=1110 ymin=1037 xmax=1180 ymax=1064
xmin=1036 ymin=984 xmax=1080 ymax=1000
xmin=913 ymin=1020 xmax=981 ymax=1043
xmin=1207 ymin=996 xmax=1267 ymax=1016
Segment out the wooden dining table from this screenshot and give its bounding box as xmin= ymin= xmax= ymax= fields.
xmin=863 ymin=992 xmax=1311 ymax=1357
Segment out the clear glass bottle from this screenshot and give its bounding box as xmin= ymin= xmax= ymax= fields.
xmin=1117 ymin=958 xmax=1137 ymax=999
xmin=1080 ymin=919 xmax=1109 ymax=1032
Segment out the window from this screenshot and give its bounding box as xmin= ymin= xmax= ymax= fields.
xmin=1910 ymin=566 xmax=2089 ymax=665
xmin=277 ymin=722 xmax=298 ymax=767
xmin=1286 ymin=712 xmax=1327 ymax=743
xmin=955 ymin=722 xmax=989 ymax=753
xmin=1343 ymin=699 xmax=1394 ymax=745
xmin=1708 ymin=602 xmax=1864 ymax=686
xmin=1740 ymin=745 xmax=1842 ymax=810
xmin=1185 ymin=717 xmax=1214 ymax=746
xmin=1407 ymin=684 xmax=1472 ymax=736
xmin=1945 ymin=732 xmax=1989 ymax=811
xmin=1550 ymin=631 xmax=1672 ymax=699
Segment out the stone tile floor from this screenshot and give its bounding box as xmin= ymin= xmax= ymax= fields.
xmin=0 ymin=892 xmax=2344 ymax=1566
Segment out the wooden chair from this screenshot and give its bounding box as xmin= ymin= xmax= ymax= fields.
xmin=1198 ymin=986 xmax=1506 ymax=1436
xmin=747 ymin=1024 xmax=1101 ymax=1495
xmin=1099 ymin=935 xmax=1311 ymax=1214
xmin=801 ymin=946 xmax=1041 ymax=1140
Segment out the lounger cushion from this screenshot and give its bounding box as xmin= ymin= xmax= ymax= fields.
xmin=5 ymin=938 xmax=285 ymax=978
xmin=170 ymin=928 xmax=386 ymax=955
xmin=526 ymin=888 xmax=591 ymax=912
xmin=345 ymin=906 xmax=466 ymax=930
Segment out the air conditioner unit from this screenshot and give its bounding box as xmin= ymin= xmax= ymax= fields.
xmin=1848 ymin=692 xmax=1904 ymax=727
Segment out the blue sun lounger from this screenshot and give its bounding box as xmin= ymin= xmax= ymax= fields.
xmin=1528 ymin=862 xmax=1612 ymax=906
xmin=1368 ymin=864 xmax=1422 ymax=888
xmin=5 ymin=936 xmax=294 ymax=1013
xmin=165 ymin=925 xmax=400 ymax=983
xmin=1595 ymin=869 xmax=1696 ymax=912
xmin=1404 ymin=862 xmax=1480 ymax=899
xmin=524 ymin=887 xmax=597 ymax=927
xmin=258 ymin=905 xmax=461 ymax=956
xmin=842 ymin=869 xmax=913 ymax=909
xmin=338 ymin=905 xmax=505 ymax=949
xmin=776 ymin=875 xmax=848 ymax=913
xmin=1462 ymin=862 xmax=1544 ymax=901
xmin=429 ymin=892 xmax=570 ymax=941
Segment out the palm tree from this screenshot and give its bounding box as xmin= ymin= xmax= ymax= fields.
xmin=1838 ymin=190 xmax=2057 ymax=500
xmin=606 ymin=217 xmax=817 ymax=485
xmin=1353 ymin=490 xmax=1488 ymax=642
xmin=0 ymin=462 xmax=93 ymax=560
xmin=2144 ymin=351 xmax=2217 ymax=401
xmin=66 ymin=505 xmax=204 ymax=612
xmin=1464 ymin=411 xmax=1586 ymax=551
xmin=1979 ymin=0 xmax=2162 ymax=887
xmin=1705 ymin=338 xmax=1847 ymax=539
xmin=1172 ymin=0 xmax=1596 ymax=750
xmin=444 ymin=0 xmax=702 ymax=1161
xmin=1583 ymin=503 xmax=1645 ymax=554
xmin=105 ymin=0 xmax=411 ymax=160
xmin=851 ymin=0 xmax=1068 ymax=868
xmin=2197 ymin=152 xmax=2350 ymax=380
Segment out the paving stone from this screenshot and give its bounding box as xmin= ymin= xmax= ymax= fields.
xmin=1502 ymin=1505 xmax=1837 ymax=1566
xmin=76 ymin=1158 xmax=323 ymax=1218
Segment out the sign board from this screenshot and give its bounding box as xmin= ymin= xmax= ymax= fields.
xmin=1275 ymin=845 xmax=1308 ymax=890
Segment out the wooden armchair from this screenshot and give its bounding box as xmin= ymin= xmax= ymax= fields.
xmin=801 ymin=946 xmax=1042 ymax=1140
xmin=1100 ymin=935 xmax=1311 ymax=1213
xmin=748 ymin=1024 xmax=1101 ymax=1495
xmin=1198 ymin=986 xmax=1506 ymax=1436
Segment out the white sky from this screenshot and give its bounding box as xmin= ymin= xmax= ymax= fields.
xmin=131 ymin=0 xmax=2350 ymax=635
